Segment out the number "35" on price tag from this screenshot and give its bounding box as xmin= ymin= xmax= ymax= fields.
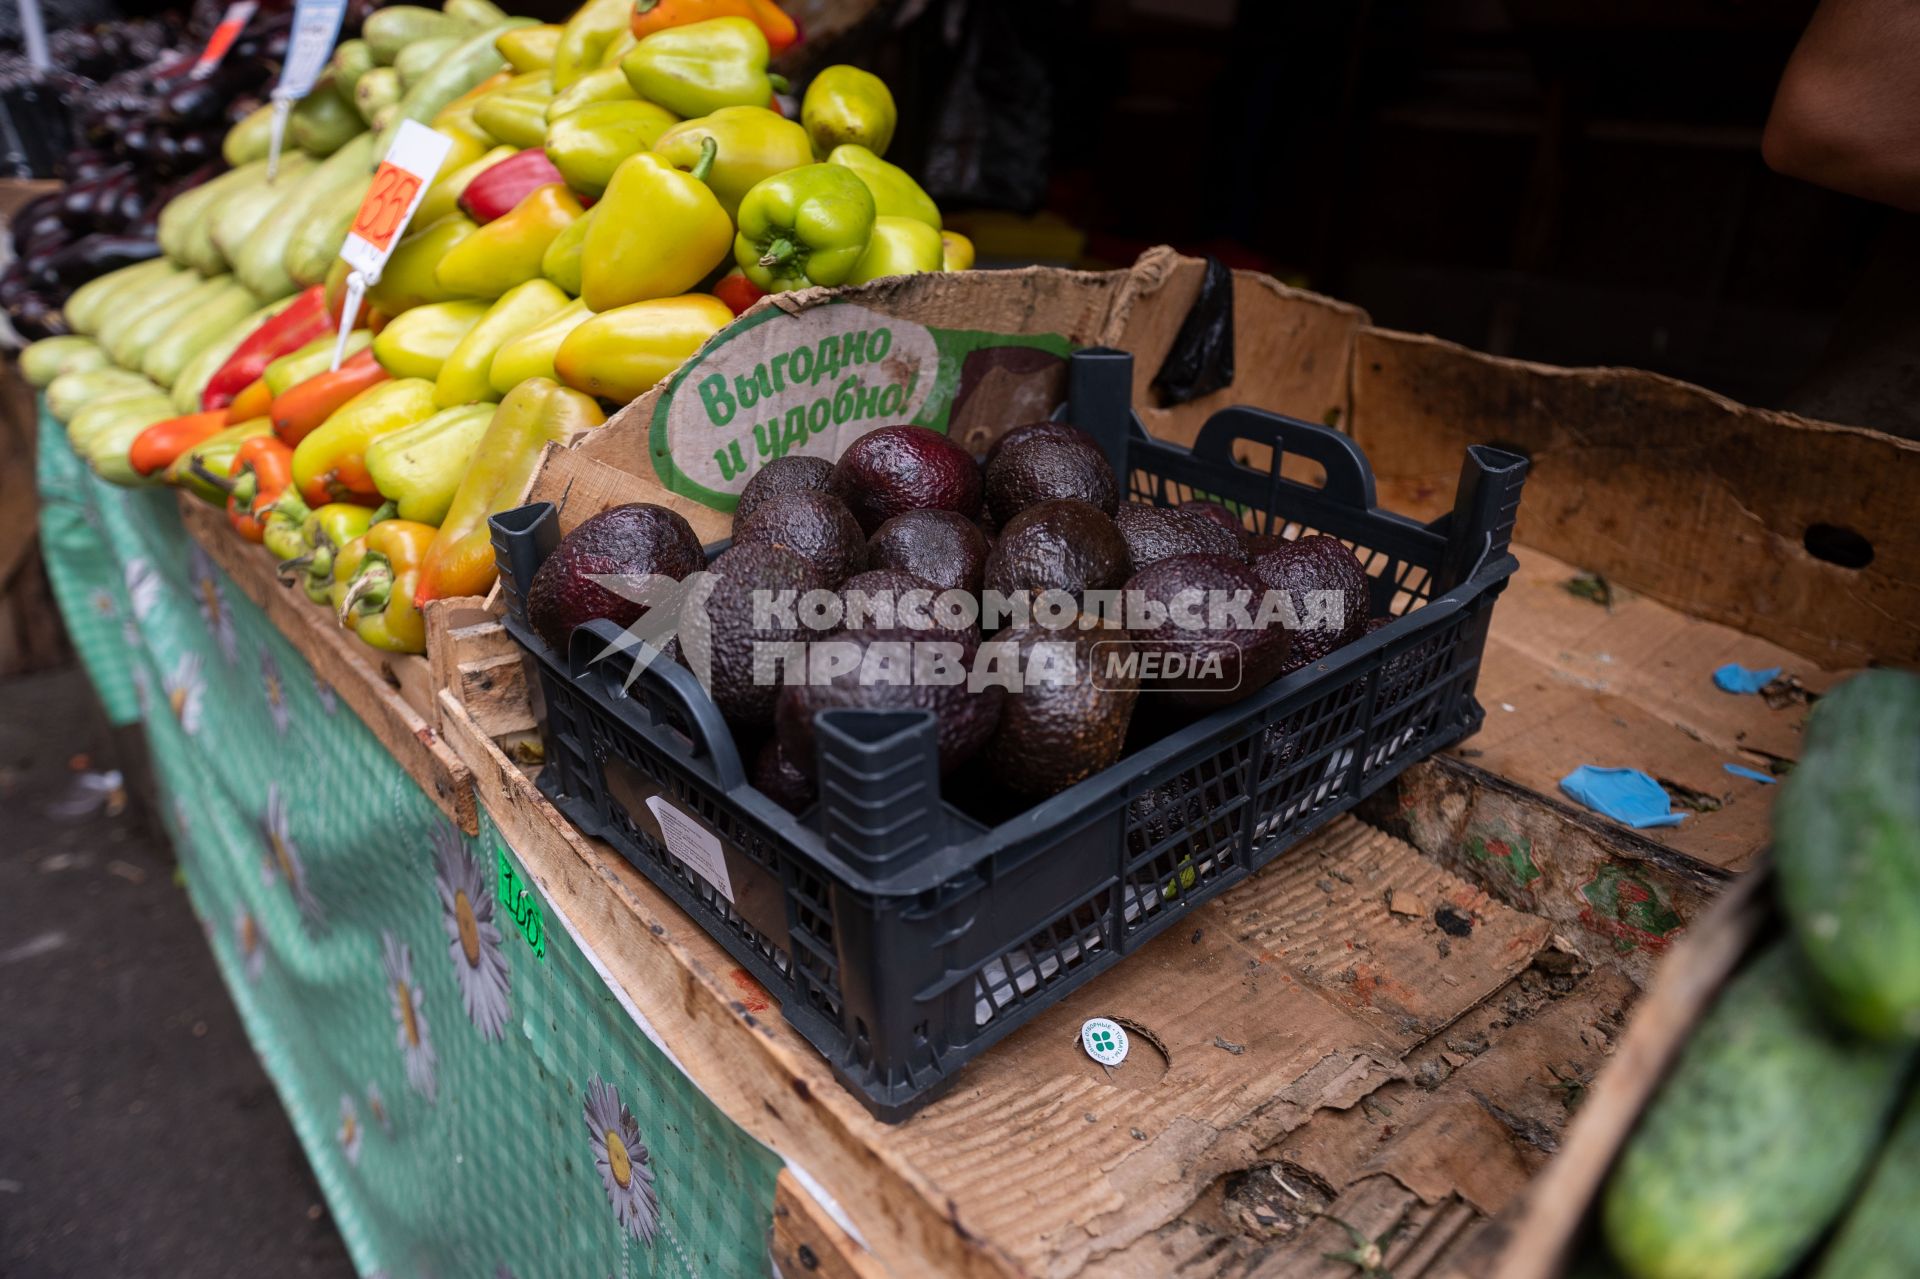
xmin=338 ymin=120 xmax=453 ymax=282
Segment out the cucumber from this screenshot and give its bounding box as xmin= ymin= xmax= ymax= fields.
xmin=290 ymin=78 xmax=366 ymax=156
xmin=141 ymin=284 xmax=265 ymax=389
xmin=211 ymin=153 xmax=315 ymax=263
xmin=1813 ymin=1087 xmax=1920 ymax=1278
xmin=394 ymin=34 xmax=461 ymax=90
xmin=235 ymin=131 xmax=376 ymax=301
xmin=330 ymin=38 xmax=376 ymax=94
xmin=373 ymin=20 xmax=533 ymax=150
xmin=91 ymin=270 xmax=204 ymax=359
xmin=63 ymin=258 xmax=177 ymax=336
xmin=364 ymin=5 xmax=473 ymax=64
xmin=170 ymin=301 xmax=285 ymax=414
xmin=46 ymin=368 xmax=158 ymax=424
xmin=1775 ymin=670 xmax=1920 ymax=1040
xmin=20 ymin=336 xmax=108 ymax=386
xmin=223 ymin=101 xmax=278 ymax=166
xmin=1602 ymin=941 xmax=1912 ymax=1279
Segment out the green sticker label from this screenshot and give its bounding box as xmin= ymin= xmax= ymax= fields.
xmin=648 ymin=300 xmax=1073 ymax=512
xmin=497 ymin=845 xmax=546 ymax=960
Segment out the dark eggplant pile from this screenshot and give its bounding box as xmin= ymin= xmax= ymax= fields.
xmin=1 ymin=0 xmax=367 ymax=339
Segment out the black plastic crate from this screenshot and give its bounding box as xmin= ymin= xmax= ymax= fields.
xmin=491 ymin=347 xmax=1528 ymax=1121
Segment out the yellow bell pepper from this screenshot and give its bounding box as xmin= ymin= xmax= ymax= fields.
xmin=364 ymin=404 xmax=497 ymax=524
xmin=845 ymin=216 xmax=945 ymax=285
xmin=941 ymin=229 xmax=975 ymax=272
xmin=335 ymin=519 xmax=438 ymax=653
xmin=488 ymin=299 xmax=593 ymax=395
xmin=582 ymin=148 xmax=731 ymax=312
xmin=553 ymin=0 xmax=633 ymax=90
xmin=416 ymin=378 xmax=604 ymax=603
xmin=546 ymin=99 xmax=680 ymax=197
xmin=554 ymin=294 xmax=733 ymax=402
xmin=496 ymin=24 xmax=562 ymax=73
xmin=652 ymin=105 xmax=812 ymax=220
xmin=434 ymin=279 xmax=573 ymax=407
xmin=540 ymin=207 xmax=594 ymax=296
xmin=368 ymin=215 xmax=480 ymax=315
xmin=293 ymin=378 xmax=440 ymax=506
xmin=436 ymin=185 xmax=585 ymax=299
xmin=546 ymin=64 xmax=638 ymax=120
xmin=373 ymin=301 xmax=492 ymax=380
xmin=470 ymin=77 xmax=557 ymax=150
xmin=802 ymin=65 xmax=897 ymax=158
xmin=620 ymin=17 xmax=775 ymax=120
xmin=828 ymin=143 xmax=941 ymax=230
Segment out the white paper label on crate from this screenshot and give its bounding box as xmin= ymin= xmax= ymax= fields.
xmin=277 ymin=0 xmax=349 ymax=101
xmin=1080 ymin=1018 xmax=1129 ymax=1067
xmin=644 ymin=796 xmax=734 ymax=904
xmin=337 ymin=120 xmax=454 ymax=280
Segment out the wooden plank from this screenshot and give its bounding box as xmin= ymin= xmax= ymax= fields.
xmin=772 ymin=1169 xmax=888 ymax=1279
xmin=1348 ymin=326 xmax=1920 ymax=669
xmin=179 ymin=494 xmax=477 ymax=834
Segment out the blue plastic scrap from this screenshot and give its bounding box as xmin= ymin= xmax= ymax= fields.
xmin=1714 ymin=662 xmax=1782 ymax=694
xmin=1724 ymin=763 xmax=1778 ymax=785
xmin=1559 ymin=766 xmax=1687 ymax=828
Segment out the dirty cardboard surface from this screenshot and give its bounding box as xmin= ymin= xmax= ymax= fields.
xmin=884 ymin=819 xmax=1553 ymax=1278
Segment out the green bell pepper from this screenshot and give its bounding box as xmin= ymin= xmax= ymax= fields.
xmin=732 ymin=163 xmax=877 ymax=293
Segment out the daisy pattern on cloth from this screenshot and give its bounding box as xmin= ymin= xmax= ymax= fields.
xmin=163 ymin=652 xmax=205 ymax=736
xmin=433 ymin=824 xmax=512 ymax=1042
xmin=365 ymin=1081 xmax=392 ymax=1135
xmin=583 ymin=1075 xmax=659 ymax=1245
xmin=260 ymin=782 xmax=323 ymax=926
xmin=88 ymin=588 xmax=115 ymax=619
xmin=188 ymin=543 xmax=238 ymax=663
xmin=234 ymin=908 xmax=266 ymax=983
xmin=338 ymin=1094 xmax=363 ymax=1166
xmin=312 ymin=666 xmax=338 ymax=715
xmin=123 ymin=556 xmax=161 ymax=621
xmin=383 ymin=931 xmax=438 ymax=1102
xmin=260 ymin=646 xmax=291 ymax=736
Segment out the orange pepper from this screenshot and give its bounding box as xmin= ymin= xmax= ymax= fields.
xmin=129 ymin=410 xmax=229 ymax=477
xmin=227 ymin=435 xmax=296 ymax=542
xmin=228 ymin=377 xmax=274 ymax=423
xmin=271 ymin=349 xmax=391 ymax=447
xmin=629 ymin=0 xmax=799 ymax=53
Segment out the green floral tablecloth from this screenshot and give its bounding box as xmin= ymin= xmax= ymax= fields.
xmin=37 ymin=408 xmax=788 ymax=1279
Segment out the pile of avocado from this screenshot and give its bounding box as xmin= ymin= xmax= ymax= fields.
xmin=1599 ymin=669 xmax=1920 ymax=1279
xmin=523 ymin=419 xmax=1390 ymax=823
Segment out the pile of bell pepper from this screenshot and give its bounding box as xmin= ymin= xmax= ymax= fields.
xmin=29 ymin=0 xmax=960 ymax=657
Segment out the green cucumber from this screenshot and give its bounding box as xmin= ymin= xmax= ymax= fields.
xmin=1812 ymin=1087 xmax=1920 ymax=1278
xmin=1775 ymin=669 xmax=1920 ymax=1040
xmin=1602 ymin=941 xmax=1912 ymax=1279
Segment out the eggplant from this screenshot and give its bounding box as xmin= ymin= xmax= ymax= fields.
xmin=27 ymin=234 xmax=163 ymax=293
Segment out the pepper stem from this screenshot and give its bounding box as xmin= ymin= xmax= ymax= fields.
xmin=759 ymin=238 xmax=795 ymax=268
xmin=275 ymin=552 xmax=313 ymax=583
xmin=690 ymin=136 xmax=717 ymax=185
xmin=369 ymin=500 xmax=398 ymax=524
xmin=767 ymin=73 xmax=789 ymax=94
xmin=229 ymin=467 xmax=259 ymax=510
xmin=338 ymin=552 xmax=393 ymax=624
xmin=188 ymin=457 xmax=235 ymax=494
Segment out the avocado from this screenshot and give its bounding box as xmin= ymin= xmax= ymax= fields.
xmin=752 ymin=736 xmax=815 ymax=814
xmin=1180 ymin=499 xmax=1247 ymax=544
xmin=982 ymin=621 xmax=1139 ymax=798
xmin=735 ymin=454 xmax=833 ymax=524
xmin=986 ymin=419 xmax=1099 ymax=465
xmin=1251 ymin=534 xmax=1371 ymax=671
xmin=731 ymin=490 xmax=867 ymax=585
xmin=982 ymin=498 xmax=1131 ymax=611
xmin=828 ymin=425 xmax=983 ymax=533
xmin=525 ymin=503 xmax=705 ymax=653
xmin=1124 ymin=553 xmax=1290 ymax=709
xmin=774 ymin=627 xmax=1004 ymax=778
xmin=837 ymin=568 xmax=979 ymax=649
xmin=1113 ymin=503 xmax=1247 ymax=570
xmin=867 ymin=507 xmax=990 ymax=595
xmin=676 ymin=543 xmax=825 ymax=729
xmin=984 ymin=438 xmax=1119 ymax=527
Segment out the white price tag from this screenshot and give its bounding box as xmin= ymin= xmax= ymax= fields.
xmin=277 ymin=0 xmax=348 ymax=101
xmin=191 ymin=1 xmax=257 ymax=79
xmin=328 ymin=121 xmax=452 ymax=369
xmin=337 ymin=119 xmax=454 ymax=281
xmin=644 ymin=796 xmax=735 ymax=904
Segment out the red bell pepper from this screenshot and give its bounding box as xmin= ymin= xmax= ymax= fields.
xmin=459 ymin=149 xmax=570 ymax=224
xmin=226 ymin=435 xmax=296 ymax=543
xmin=201 ymin=287 xmax=333 ymax=411
xmin=711 ymin=268 xmax=768 ymax=317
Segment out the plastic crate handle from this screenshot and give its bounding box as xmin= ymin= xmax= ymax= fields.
xmin=564 ymin=621 xmax=751 ymax=792
xmin=1068 ymin=348 xmax=1378 ymax=512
